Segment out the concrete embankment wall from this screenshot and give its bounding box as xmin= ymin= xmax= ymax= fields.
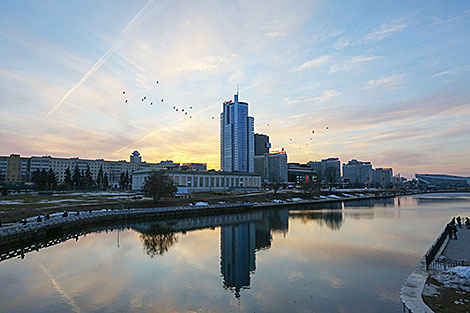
xmin=400 ymin=224 xmax=449 ymax=313
xmin=0 ymin=193 xmax=405 ymax=250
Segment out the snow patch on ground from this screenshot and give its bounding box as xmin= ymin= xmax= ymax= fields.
xmin=288 ymin=198 xmax=303 ymax=202
xmin=434 ymin=266 xmax=470 ymax=292
xmin=272 ymin=199 xmax=283 ymax=203
xmin=37 ymin=199 xmax=85 ymax=204
xmin=449 ymin=266 xmax=470 ymax=279
xmin=328 ymin=194 xmax=341 ymax=199
xmin=0 ymin=200 xmax=24 ymax=205
xmin=191 ymin=201 xmax=209 ymax=206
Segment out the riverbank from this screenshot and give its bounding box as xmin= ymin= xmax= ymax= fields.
xmin=0 ymin=191 xmax=407 ymax=252
xmin=401 ymin=219 xmax=470 ymax=312
xmin=0 ymin=189 xmax=411 ymax=223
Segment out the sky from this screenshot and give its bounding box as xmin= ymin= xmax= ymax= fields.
xmin=0 ymin=0 xmax=469 ymax=178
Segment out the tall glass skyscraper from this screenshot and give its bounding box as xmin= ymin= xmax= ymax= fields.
xmin=220 ymin=94 xmax=254 ymax=173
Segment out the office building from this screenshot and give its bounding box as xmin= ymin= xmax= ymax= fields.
xmin=254 ymin=155 xmax=269 ymax=183
xmin=220 ymin=94 xmax=255 ymax=173
xmin=308 ymin=157 xmax=340 ymax=183
xmin=253 ymin=149 xmax=288 ymax=184
xmin=267 ymin=150 xmax=288 ymax=183
xmin=254 ymin=133 xmax=271 ymax=156
xmin=287 ymin=163 xmax=317 ymax=185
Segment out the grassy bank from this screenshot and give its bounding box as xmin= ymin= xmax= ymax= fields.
xmin=0 ymin=189 xmax=399 ymax=224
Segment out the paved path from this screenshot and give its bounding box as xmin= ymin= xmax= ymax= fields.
xmin=442 ymin=226 xmax=470 ymax=262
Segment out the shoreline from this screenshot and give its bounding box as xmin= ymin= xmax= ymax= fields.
xmin=0 ymin=192 xmax=406 ymax=254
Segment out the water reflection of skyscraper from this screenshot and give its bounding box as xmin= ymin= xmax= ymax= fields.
xmin=220 ymin=209 xmax=289 ymax=298
xmin=220 ymin=223 xmax=256 ymax=298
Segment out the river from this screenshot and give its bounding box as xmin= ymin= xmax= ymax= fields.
xmin=1 ymin=193 xmax=469 ymax=312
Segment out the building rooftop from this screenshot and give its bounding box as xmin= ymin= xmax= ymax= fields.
xmin=133 ymin=168 xmax=260 ymax=177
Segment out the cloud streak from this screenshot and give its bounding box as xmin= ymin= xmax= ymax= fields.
xmin=363 ymin=74 xmax=405 ymax=91
xmin=365 ymin=22 xmax=407 ymax=41
xmin=330 ymin=55 xmax=382 ymax=73
xmin=295 ymin=55 xmax=330 ymax=71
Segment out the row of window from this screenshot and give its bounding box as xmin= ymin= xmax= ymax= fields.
xmin=170 ymin=174 xmax=260 ymax=188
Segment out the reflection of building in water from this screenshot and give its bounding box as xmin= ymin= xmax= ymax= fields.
xmin=220 ymin=223 xmax=256 ymax=297
xmin=343 ymin=197 xmax=394 ymax=208
xmin=290 ymin=208 xmax=344 ymax=230
xmin=220 ymin=209 xmax=289 ymax=298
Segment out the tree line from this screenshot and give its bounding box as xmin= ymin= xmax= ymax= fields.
xmin=31 ymin=165 xmax=132 ymax=191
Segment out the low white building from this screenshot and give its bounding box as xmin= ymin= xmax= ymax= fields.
xmin=132 ymin=169 xmax=261 ymax=193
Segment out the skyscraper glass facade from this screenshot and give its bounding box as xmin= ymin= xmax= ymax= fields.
xmin=220 ymin=94 xmax=254 ymax=173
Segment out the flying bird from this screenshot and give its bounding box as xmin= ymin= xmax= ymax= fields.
xmin=267 ymin=123 xmax=269 ymax=126
xmin=189 ymin=106 xmax=192 ymax=109
xmin=182 ymin=109 xmax=184 ymax=112
xmin=125 ymin=100 xmax=128 ymax=103
xmin=212 ymin=116 xmax=215 ymax=119
xmin=185 ymin=112 xmax=188 ymax=115
xmin=150 ymin=102 xmax=153 ymax=105
xmin=156 ymin=81 xmax=159 ymax=84
xmin=312 ymin=130 xmax=315 ymax=133
xmin=123 ymin=91 xmax=125 ymax=94
xmin=161 ymin=98 xmax=164 ymax=102
xmin=326 ymin=126 xmax=329 ymax=129
xmin=173 ymin=106 xmax=176 ymax=109
xmin=289 ymin=138 xmax=292 ymax=141
xmin=190 ymin=116 xmax=192 ymax=118
xmin=176 ymin=109 xmax=178 ymax=111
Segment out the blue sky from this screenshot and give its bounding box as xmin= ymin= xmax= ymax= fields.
xmin=0 ymin=0 xmax=469 ymax=178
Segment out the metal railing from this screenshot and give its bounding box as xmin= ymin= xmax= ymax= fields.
xmin=424 ymin=223 xmax=451 ymax=270
xmin=428 ymin=259 xmax=470 ymax=271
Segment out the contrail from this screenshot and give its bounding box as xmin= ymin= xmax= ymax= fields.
xmin=113 ymin=128 xmax=161 ymax=154
xmin=45 ymin=0 xmax=158 ymax=118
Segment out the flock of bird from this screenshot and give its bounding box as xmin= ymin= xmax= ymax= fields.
xmin=121 ymin=81 xmax=330 ymax=151
xmin=122 ymin=80 xmax=195 ymax=119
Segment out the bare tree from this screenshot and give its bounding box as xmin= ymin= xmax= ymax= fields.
xmin=324 ymin=167 xmax=340 ymax=191
xmin=142 ymin=171 xmax=177 ymax=203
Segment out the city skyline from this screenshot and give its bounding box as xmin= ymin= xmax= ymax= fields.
xmin=1 ymin=1 xmax=469 ymax=179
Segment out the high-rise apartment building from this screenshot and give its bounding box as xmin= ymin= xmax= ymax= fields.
xmin=342 ymin=159 xmax=373 ymax=186
xmin=220 ymin=94 xmax=254 ymax=173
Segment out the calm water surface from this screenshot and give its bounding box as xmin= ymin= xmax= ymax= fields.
xmin=1 ymin=193 xmax=470 ymax=313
